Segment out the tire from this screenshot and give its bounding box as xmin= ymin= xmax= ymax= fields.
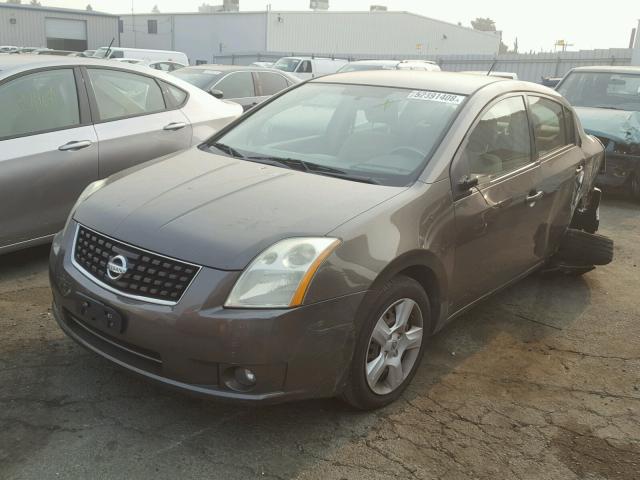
xmin=557 ymin=228 xmax=614 ymax=266
xmin=342 ymin=275 xmax=431 ymax=410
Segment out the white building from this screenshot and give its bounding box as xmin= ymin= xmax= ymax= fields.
xmin=119 ymin=10 xmax=501 ymax=65
xmin=0 ymin=3 xmax=119 ymax=51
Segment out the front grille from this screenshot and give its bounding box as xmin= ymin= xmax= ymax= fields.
xmin=73 ymin=225 xmax=200 ymax=304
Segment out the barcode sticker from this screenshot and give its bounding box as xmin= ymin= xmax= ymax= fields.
xmin=407 ymin=91 xmax=465 ymax=104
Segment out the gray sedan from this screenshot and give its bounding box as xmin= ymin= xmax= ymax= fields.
xmin=50 ymin=71 xmax=606 ymax=409
xmin=0 ymin=55 xmax=242 ymax=254
xmin=172 ymin=65 xmax=300 ymax=111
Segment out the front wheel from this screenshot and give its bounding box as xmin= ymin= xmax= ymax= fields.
xmin=343 ymin=276 xmax=431 ymax=410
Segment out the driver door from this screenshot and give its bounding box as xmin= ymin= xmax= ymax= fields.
xmin=450 ymin=95 xmax=545 ymax=313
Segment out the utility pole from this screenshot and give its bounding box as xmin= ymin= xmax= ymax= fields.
xmin=132 ymin=0 xmax=136 ymax=48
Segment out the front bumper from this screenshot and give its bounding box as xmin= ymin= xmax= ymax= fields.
xmin=50 ymin=224 xmax=366 ymax=404
xmin=596 ymin=153 xmax=640 ymax=188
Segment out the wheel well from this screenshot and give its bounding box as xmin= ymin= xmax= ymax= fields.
xmin=397 ymin=265 xmax=441 ymax=331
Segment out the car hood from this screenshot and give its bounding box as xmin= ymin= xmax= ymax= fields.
xmin=74 ymin=148 xmax=404 ymax=270
xmin=574 ymin=106 xmax=640 ymax=145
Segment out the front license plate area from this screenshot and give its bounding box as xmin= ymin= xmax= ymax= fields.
xmin=74 ymin=293 xmax=125 ymax=334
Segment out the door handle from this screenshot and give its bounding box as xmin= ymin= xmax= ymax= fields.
xmin=58 ymin=140 xmax=92 ymax=151
xmin=526 ymin=190 xmax=544 ymax=206
xmin=163 ymin=122 xmax=187 ymax=131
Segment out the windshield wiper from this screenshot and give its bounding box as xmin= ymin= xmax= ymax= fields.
xmin=210 ymin=142 xmax=246 ymax=159
xmin=246 ymin=155 xmax=379 ymax=184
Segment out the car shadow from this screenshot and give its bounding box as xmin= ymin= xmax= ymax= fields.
xmin=2 ymin=243 xmax=595 ymax=478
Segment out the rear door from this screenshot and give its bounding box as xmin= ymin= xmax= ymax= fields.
xmin=528 ymin=95 xmax=586 ymax=255
xmin=0 ymin=67 xmax=98 ymax=249
xmin=84 ymin=67 xmax=192 ymax=177
xmin=450 ymin=95 xmax=545 ymax=313
xmin=212 ymin=71 xmax=259 ymax=111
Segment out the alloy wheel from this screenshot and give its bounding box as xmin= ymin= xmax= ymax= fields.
xmin=365 ymin=298 xmax=424 ymax=395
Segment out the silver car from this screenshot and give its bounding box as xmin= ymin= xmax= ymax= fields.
xmin=0 ymin=55 xmax=242 ymax=254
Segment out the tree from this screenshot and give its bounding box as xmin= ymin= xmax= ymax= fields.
xmin=513 ymin=37 xmax=519 ymax=54
xmin=471 ymin=17 xmax=496 ymax=32
xmin=152 ymin=4 xmax=160 ymax=13
xmin=86 ymin=4 xmax=93 ymax=10
xmin=6 ymin=0 xmax=22 ymax=4
xmin=30 ymin=0 xmax=42 ymax=5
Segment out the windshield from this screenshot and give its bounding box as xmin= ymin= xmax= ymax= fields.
xmin=274 ymin=58 xmax=301 ymax=73
xmin=172 ymin=68 xmax=224 ymax=89
xmin=207 ymin=83 xmax=465 ymax=186
xmin=558 ymin=72 xmax=640 ymax=111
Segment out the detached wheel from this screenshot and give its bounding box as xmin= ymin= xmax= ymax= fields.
xmin=557 ymin=228 xmax=614 ymax=266
xmin=343 ymin=275 xmax=430 ymax=410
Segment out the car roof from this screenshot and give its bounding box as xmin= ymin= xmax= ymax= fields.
xmin=183 ymin=64 xmax=264 ymax=72
xmin=313 ymin=70 xmax=562 ymax=98
xmin=313 ymin=70 xmax=509 ymax=95
xmin=348 ymin=60 xmax=400 ymax=66
xmin=0 ymin=54 xmax=178 ymax=79
xmin=569 ymin=66 xmax=640 ymax=75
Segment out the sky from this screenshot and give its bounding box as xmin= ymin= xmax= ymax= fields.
xmin=30 ymin=0 xmax=640 ymax=53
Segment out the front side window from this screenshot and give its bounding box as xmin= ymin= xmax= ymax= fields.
xmin=0 ymin=69 xmax=79 ymax=139
xmin=529 ymin=96 xmax=567 ymax=156
xmin=87 ymin=69 xmax=165 ymax=122
xmin=214 ymin=72 xmax=255 ymax=99
xmin=462 ymin=96 xmax=531 ymax=178
xmin=298 ymin=60 xmax=312 ymax=73
xmin=208 ymin=83 xmax=466 ymax=186
xmin=557 ymin=72 xmax=640 ymax=111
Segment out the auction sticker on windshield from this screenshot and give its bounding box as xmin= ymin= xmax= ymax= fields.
xmin=407 ymin=91 xmax=465 ymax=105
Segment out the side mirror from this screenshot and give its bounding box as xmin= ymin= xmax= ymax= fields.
xmin=458 ymin=175 xmax=479 ymax=191
xmin=210 ymin=89 xmax=224 ymax=99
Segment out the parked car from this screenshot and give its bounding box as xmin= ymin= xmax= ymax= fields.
xmin=338 ymin=59 xmax=441 ymax=73
xmin=33 ymin=49 xmax=75 ymax=56
xmin=0 ymin=45 xmax=19 ymax=54
xmin=50 ymin=71 xmax=609 ymax=409
xmin=251 ymin=61 xmax=275 ymax=68
xmin=93 ymin=47 xmax=189 ymax=66
xmin=115 ymin=58 xmax=187 ymax=72
xmin=172 ymin=65 xmax=300 ymax=111
xmin=556 ymin=66 xmax=640 ymax=198
xmin=273 ymin=56 xmax=348 ymax=80
xmin=541 ymin=76 xmax=562 ymax=88
xmin=461 ymin=71 xmax=519 ymax=80
xmin=0 ymin=55 xmax=241 ymax=254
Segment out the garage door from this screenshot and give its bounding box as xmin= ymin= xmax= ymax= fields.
xmin=45 ymin=18 xmax=88 ymax=51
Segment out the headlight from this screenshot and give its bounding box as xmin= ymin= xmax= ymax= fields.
xmin=63 ymin=179 xmax=107 ymax=231
xmin=225 ymin=237 xmax=341 ymax=308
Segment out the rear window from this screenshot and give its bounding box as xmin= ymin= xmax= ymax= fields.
xmin=172 ymin=68 xmax=223 ymax=90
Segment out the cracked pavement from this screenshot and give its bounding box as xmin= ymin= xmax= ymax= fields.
xmin=1 ymin=197 xmax=639 ymax=479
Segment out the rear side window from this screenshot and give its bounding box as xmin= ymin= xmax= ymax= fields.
xmin=529 ymin=96 xmax=567 ymax=156
xmin=159 ymin=81 xmax=188 ymax=108
xmin=215 ymin=72 xmax=255 ymax=99
xmin=87 ymin=69 xmax=166 ymax=121
xmin=0 ymin=68 xmax=80 ymax=139
xmin=462 ymin=96 xmax=532 ymax=178
xmin=257 ymin=72 xmax=289 ymax=95
xmin=564 ymin=106 xmax=576 ymax=145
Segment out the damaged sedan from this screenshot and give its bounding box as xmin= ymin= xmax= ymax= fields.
xmin=50 ymin=71 xmax=612 ymax=409
xmin=557 ymin=66 xmax=640 ymax=198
